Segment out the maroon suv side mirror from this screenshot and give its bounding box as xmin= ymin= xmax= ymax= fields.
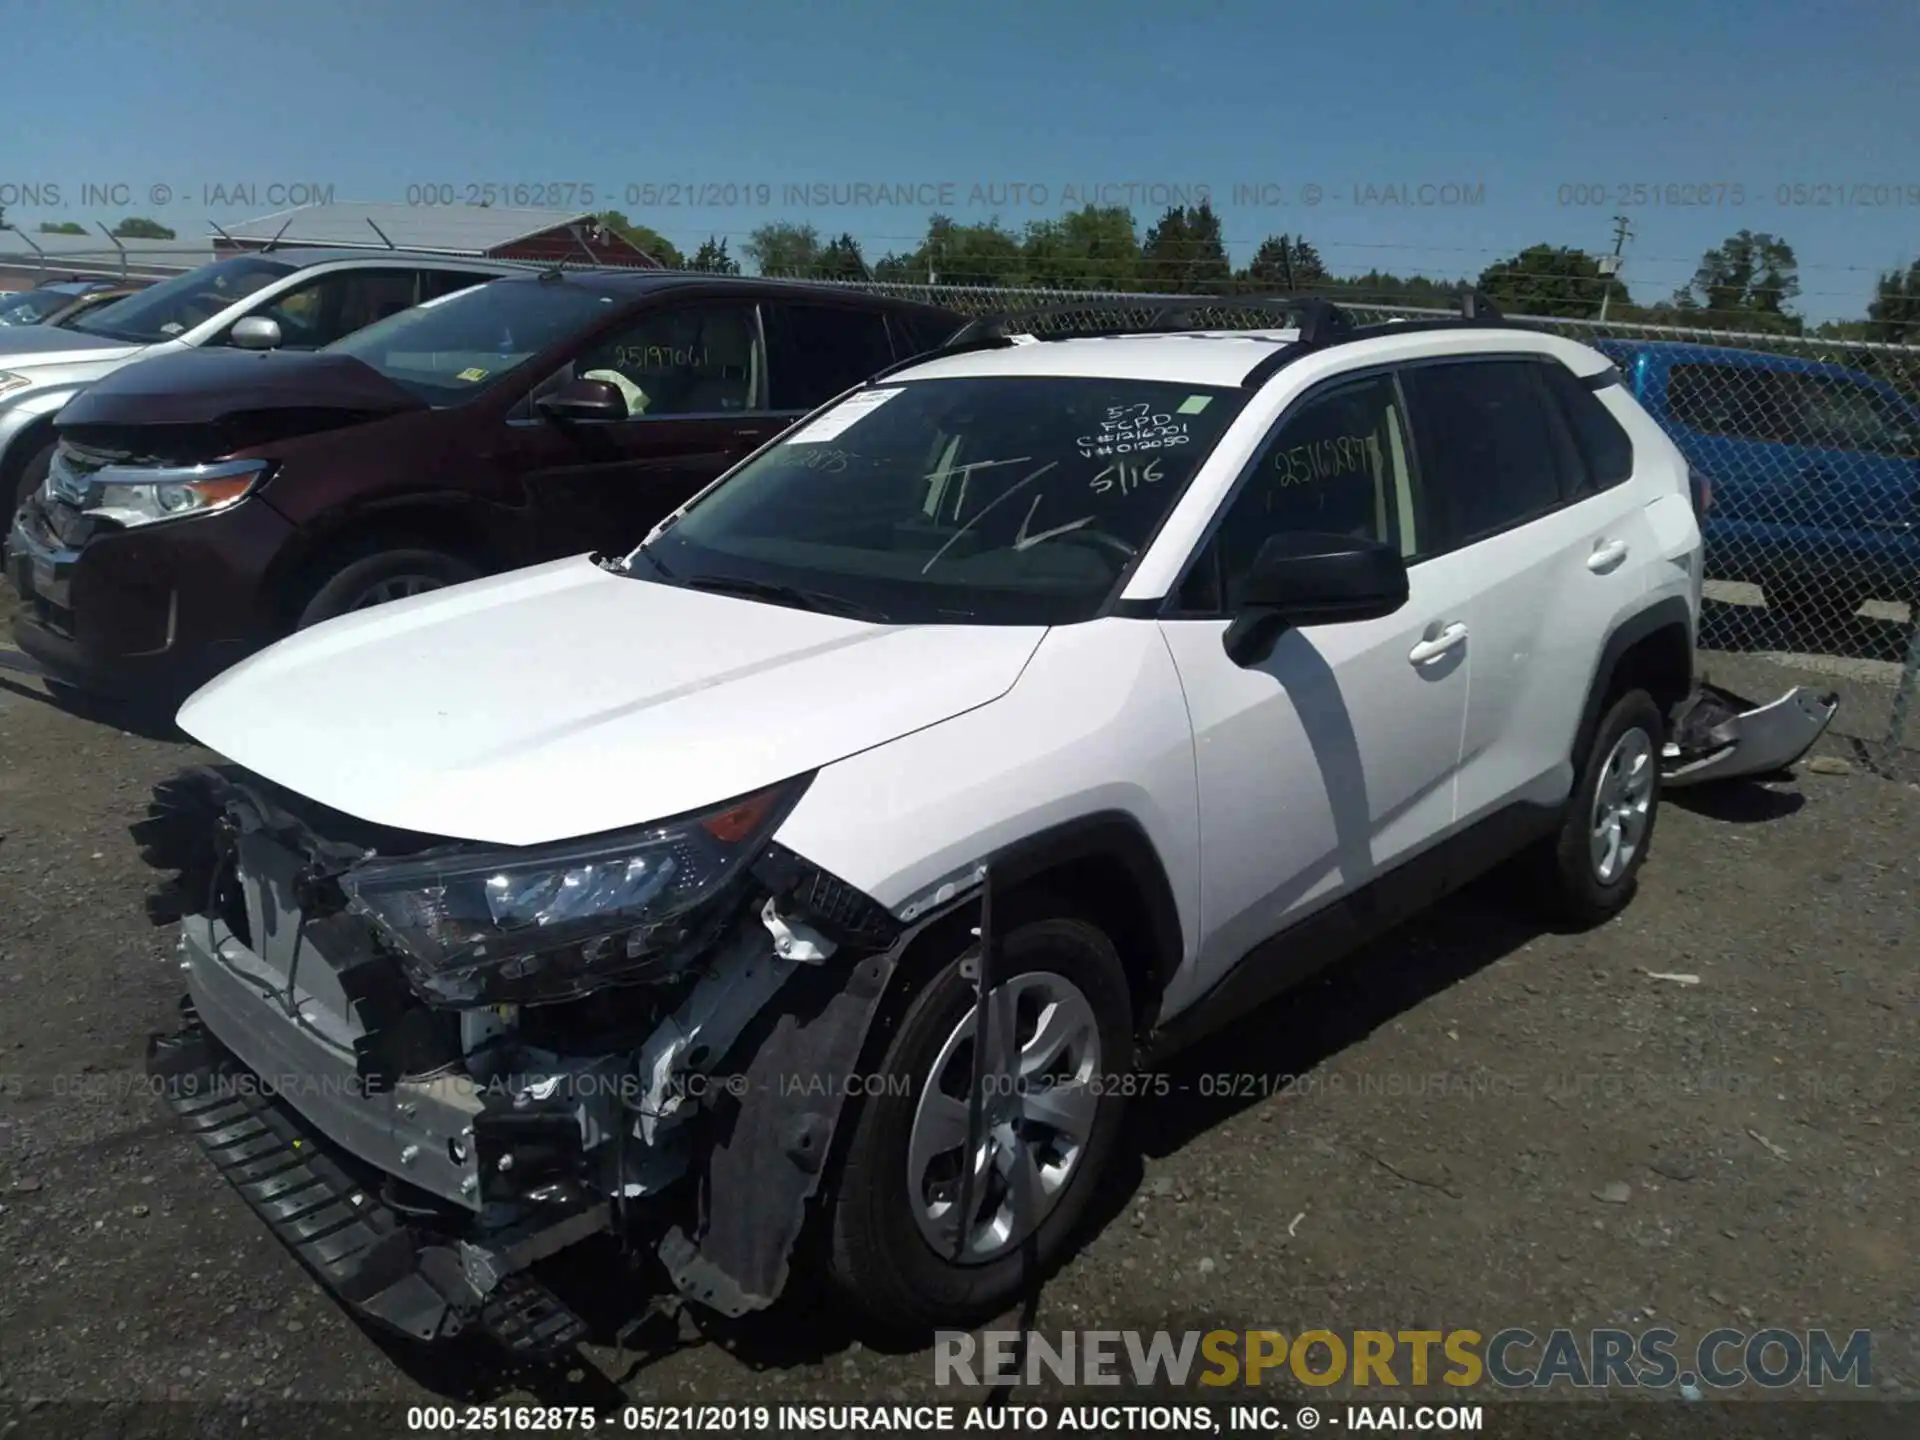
xmin=536 ymin=378 xmax=627 ymax=422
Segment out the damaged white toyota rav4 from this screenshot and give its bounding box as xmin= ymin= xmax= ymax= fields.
xmin=138 ymin=294 xmax=1837 ymax=1356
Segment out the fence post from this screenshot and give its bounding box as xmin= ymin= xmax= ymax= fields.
xmin=1884 ymin=605 xmax=1920 ymax=775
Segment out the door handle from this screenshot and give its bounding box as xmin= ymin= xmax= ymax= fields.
xmin=1587 ymin=539 xmax=1630 ymax=573
xmin=1408 ymin=622 xmax=1468 ymax=664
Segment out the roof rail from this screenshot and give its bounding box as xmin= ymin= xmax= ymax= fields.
xmin=872 ymin=286 xmax=1526 ymax=389
xmin=946 ymin=293 xmax=1356 ymax=347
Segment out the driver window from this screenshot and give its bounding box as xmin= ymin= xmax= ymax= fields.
xmin=569 ymin=303 xmax=765 ymax=418
xmin=1179 ymin=375 xmax=1417 ymax=614
xmin=232 ymin=269 xmax=420 ymax=350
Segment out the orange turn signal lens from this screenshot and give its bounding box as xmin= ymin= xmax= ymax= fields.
xmin=699 ymin=787 xmax=784 ymax=844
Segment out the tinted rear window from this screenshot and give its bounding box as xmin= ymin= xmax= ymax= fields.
xmin=1540 ymin=361 xmax=1635 ymax=491
xmin=1402 ymin=359 xmax=1568 ymax=547
xmin=887 ymin=309 xmax=960 ymax=359
xmin=767 ymin=304 xmax=895 ymax=410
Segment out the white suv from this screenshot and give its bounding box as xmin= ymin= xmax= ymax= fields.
xmin=137 ymin=296 xmax=1797 ymax=1352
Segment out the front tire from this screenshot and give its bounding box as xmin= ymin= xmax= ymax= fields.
xmin=1533 ymin=688 xmax=1663 ymax=928
xmin=825 ymin=909 xmax=1132 ymax=1332
xmin=295 ymin=546 xmax=481 ymax=629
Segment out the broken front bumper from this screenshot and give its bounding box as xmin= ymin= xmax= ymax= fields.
xmin=146 ymin=1001 xmax=598 ymax=1359
xmin=1661 ymin=683 xmax=1840 ymax=788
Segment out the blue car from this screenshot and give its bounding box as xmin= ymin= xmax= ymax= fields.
xmin=1595 ymin=338 xmax=1920 ymax=621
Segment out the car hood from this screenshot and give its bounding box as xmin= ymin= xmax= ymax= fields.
xmin=0 ymin=323 xmax=146 ymax=367
xmin=59 ymin=349 xmax=425 ymax=427
xmin=176 ymin=556 xmax=1048 ymax=847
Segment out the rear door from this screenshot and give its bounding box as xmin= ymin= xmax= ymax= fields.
xmin=1402 ymin=356 xmax=1651 ymax=824
xmin=508 ymin=299 xmax=775 ymax=558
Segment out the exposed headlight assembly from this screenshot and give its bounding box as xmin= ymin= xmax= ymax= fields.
xmin=339 ymin=777 xmax=811 ymax=1007
xmin=62 ymin=454 xmax=272 ymax=528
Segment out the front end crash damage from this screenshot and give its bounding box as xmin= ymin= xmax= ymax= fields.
xmin=1661 ymin=683 xmax=1840 ymax=788
xmin=134 ymin=766 xmax=910 ymax=1355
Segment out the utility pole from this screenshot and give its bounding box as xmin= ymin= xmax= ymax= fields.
xmin=1597 ymin=214 xmax=1632 ymax=322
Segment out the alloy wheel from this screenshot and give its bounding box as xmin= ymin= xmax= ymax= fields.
xmin=906 ymin=969 xmax=1102 ymax=1264
xmin=1590 ymin=725 xmax=1655 ymax=884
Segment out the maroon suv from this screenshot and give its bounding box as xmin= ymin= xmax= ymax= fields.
xmin=5 ymin=273 xmax=959 ymax=701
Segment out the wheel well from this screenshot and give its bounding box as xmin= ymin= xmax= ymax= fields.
xmin=0 ymin=417 xmax=55 ymax=492
xmin=1610 ymin=623 xmax=1694 ymax=718
xmin=998 ymin=854 xmax=1174 ymax=1035
xmin=268 ymin=506 xmax=498 ymax=624
xmin=1574 ymin=616 xmax=1694 ymax=769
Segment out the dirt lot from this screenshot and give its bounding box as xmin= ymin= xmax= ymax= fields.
xmin=0 ymin=588 xmax=1916 ymax=1421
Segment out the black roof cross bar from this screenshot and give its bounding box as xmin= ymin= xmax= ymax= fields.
xmin=885 ymin=286 xmax=1527 ymax=390
xmin=947 ymin=293 xmax=1356 ymax=347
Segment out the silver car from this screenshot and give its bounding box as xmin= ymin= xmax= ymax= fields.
xmin=0 ymin=250 xmax=529 ymax=518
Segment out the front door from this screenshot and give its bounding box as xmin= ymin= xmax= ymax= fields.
xmin=1155 ymin=370 xmax=1472 ymax=1010
xmin=509 ymin=300 xmax=778 ymax=560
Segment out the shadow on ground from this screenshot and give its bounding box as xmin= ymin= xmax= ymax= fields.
xmin=0 ymin=670 xmax=184 ymax=742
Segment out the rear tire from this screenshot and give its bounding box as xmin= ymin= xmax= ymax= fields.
xmin=825 ymin=908 xmax=1132 ymax=1333
xmin=295 ymin=546 xmax=481 ymax=629
xmin=1530 ymin=688 xmax=1664 ymax=929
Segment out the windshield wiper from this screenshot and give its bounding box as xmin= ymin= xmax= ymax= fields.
xmin=680 ymin=573 xmax=890 ymax=623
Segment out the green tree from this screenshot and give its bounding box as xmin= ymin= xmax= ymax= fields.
xmin=39 ymin=220 xmax=87 ymax=235
xmin=1140 ymin=202 xmax=1231 ymax=293
xmin=1475 ymin=243 xmax=1628 ymax=318
xmin=1317 ymin=269 xmax=1470 ymax=309
xmin=1236 ymin=233 xmax=1329 ymax=291
xmin=1671 ymin=230 xmax=1801 ymax=331
xmin=1863 ymin=258 xmax=1920 ymax=345
xmin=1020 ymin=205 xmax=1140 ymax=290
xmin=594 ymin=211 xmax=683 ymax=268
xmin=688 ymin=235 xmax=739 ymax=274
xmin=110 ymin=217 xmax=175 ymax=239
xmin=874 ymin=215 xmax=1025 ymax=287
xmin=817 ymin=232 xmax=870 ymax=281
xmin=743 ymin=221 xmax=824 ymax=277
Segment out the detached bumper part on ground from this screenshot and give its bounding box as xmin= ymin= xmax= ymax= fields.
xmin=1660 ymin=682 xmax=1840 ymax=787
xmin=135 ymin=765 xmax=912 ymax=1356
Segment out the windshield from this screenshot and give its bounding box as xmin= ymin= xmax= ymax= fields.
xmin=69 ymin=256 xmax=295 ymax=343
xmin=0 ymin=289 xmax=73 ymax=326
xmin=327 ymin=278 xmax=620 ymax=405
xmin=637 ymin=375 xmax=1250 ymax=625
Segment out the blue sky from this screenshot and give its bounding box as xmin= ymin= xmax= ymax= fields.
xmin=4 ymin=0 xmax=1917 ymax=322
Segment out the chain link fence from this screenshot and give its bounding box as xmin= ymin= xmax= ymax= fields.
xmin=820 ymin=279 xmax=1920 ymax=774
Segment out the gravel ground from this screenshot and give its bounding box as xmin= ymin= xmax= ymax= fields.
xmin=0 ymin=601 xmax=1916 ymax=1422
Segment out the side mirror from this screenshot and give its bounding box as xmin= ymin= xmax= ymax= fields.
xmin=229 ymin=315 xmax=283 ymax=351
xmin=1222 ymin=531 xmax=1410 ymax=668
xmin=536 ymin=377 xmax=627 ymax=423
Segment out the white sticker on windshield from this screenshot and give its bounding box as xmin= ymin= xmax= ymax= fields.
xmin=784 ymin=387 xmax=903 ymax=443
